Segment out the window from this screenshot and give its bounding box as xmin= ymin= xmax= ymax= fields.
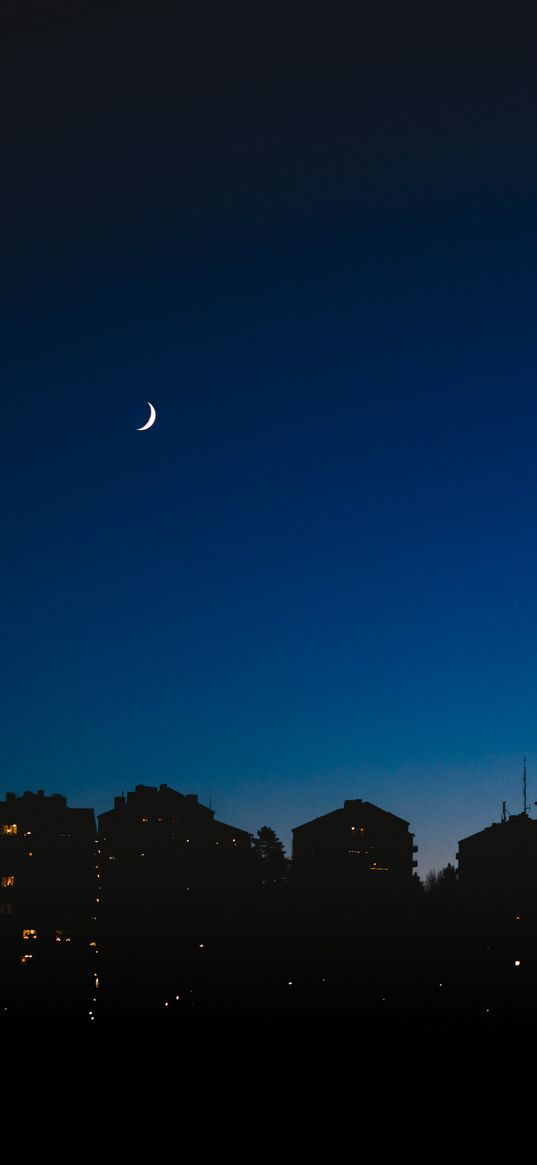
xmin=55 ymin=930 xmax=71 ymax=943
xmin=22 ymin=928 xmax=38 ymax=940
xmin=19 ymin=954 xmax=32 ymax=965
xmin=1 ymin=876 xmax=14 ymax=887
xmin=0 ymin=824 xmax=17 ymax=836
xmin=0 ymin=903 xmax=14 ymax=915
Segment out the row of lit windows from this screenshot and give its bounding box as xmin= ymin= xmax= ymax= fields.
xmin=346 ymin=853 xmax=390 ymax=870
xmin=21 ymin=928 xmax=72 ymax=941
xmin=133 ymin=838 xmax=238 ymax=848
xmin=1 ymin=876 xmax=14 ymax=887
xmin=0 ymin=920 xmax=75 ymax=938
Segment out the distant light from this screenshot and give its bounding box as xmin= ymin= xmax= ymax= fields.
xmin=515 ymin=960 xmax=521 ymax=967
xmin=288 ymin=981 xmax=293 ymax=987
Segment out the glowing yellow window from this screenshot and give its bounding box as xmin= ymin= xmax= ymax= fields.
xmin=22 ymin=928 xmax=38 ymax=940
xmin=1 ymin=824 xmax=17 ymax=836
xmin=55 ymin=930 xmax=71 ymax=943
xmin=19 ymin=954 xmax=32 ymax=965
xmin=1 ymin=876 xmax=14 ymax=887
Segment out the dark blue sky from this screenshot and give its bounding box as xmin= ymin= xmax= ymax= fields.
xmin=3 ymin=1 xmax=537 ymax=872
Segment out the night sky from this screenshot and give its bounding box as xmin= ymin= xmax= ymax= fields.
xmin=4 ymin=1 xmax=537 ymax=875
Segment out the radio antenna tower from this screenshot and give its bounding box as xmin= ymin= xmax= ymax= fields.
xmin=523 ymin=755 xmax=527 ymax=815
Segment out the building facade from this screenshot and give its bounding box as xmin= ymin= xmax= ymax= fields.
xmin=292 ymin=798 xmax=417 ymax=895
xmin=458 ymin=812 xmax=537 ymax=911
xmin=96 ymin=784 xmax=253 ymax=1012
xmin=0 ymin=790 xmax=97 ymax=1017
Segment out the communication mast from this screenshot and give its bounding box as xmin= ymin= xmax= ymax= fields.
xmin=523 ymin=755 xmax=527 ymax=816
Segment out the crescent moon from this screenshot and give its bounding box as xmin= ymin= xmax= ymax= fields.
xmin=137 ymin=401 xmax=156 ymax=431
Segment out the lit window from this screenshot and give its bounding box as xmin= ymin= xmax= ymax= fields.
xmin=1 ymin=824 xmax=17 ymax=836
xmin=22 ymin=928 xmax=38 ymax=940
xmin=55 ymin=930 xmax=71 ymax=943
xmin=1 ymin=876 xmax=14 ymax=887
xmin=19 ymin=954 xmax=32 ymax=965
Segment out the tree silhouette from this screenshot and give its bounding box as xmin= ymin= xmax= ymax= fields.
xmin=424 ymin=863 xmax=457 ymax=897
xmin=252 ymin=827 xmax=290 ymax=885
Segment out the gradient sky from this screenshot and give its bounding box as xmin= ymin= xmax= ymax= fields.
xmin=3 ymin=1 xmax=537 ymax=874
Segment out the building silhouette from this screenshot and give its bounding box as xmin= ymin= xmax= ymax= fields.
xmin=98 ymin=783 xmax=251 ymax=890
xmin=96 ymin=784 xmax=253 ymax=1012
xmin=0 ymin=790 xmax=97 ymax=1016
xmin=292 ymin=798 xmax=417 ymax=896
xmin=458 ymin=811 xmax=537 ymax=912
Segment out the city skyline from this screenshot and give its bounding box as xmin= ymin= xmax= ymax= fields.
xmin=4 ymin=2 xmax=537 ymax=882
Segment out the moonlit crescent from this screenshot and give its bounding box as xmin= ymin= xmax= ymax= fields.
xmin=137 ymin=401 xmax=157 ymax=431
